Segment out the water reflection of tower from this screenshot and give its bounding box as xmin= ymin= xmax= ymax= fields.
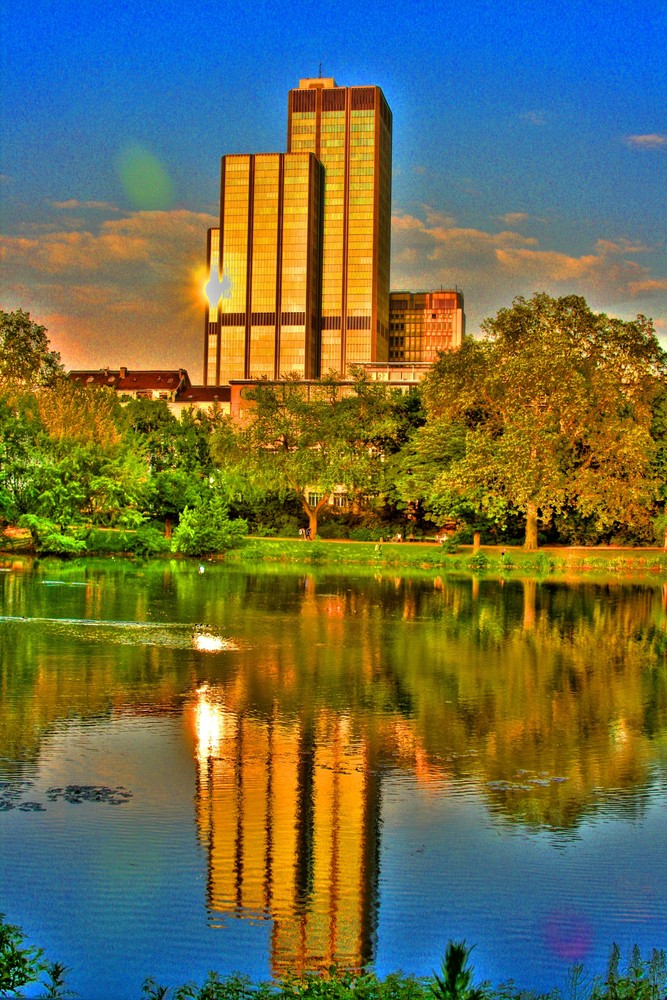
xmin=193 ymin=687 xmax=381 ymax=977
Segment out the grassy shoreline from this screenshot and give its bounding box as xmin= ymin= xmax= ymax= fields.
xmin=3 ymin=532 xmax=667 ymax=582
xmin=225 ymin=538 xmax=667 ymax=582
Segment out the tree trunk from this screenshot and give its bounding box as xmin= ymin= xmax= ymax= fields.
xmin=164 ymin=517 xmax=173 ymax=540
xmin=473 ymin=531 xmax=481 ymax=552
xmin=524 ymin=502 xmax=538 ymax=551
xmin=300 ymin=492 xmax=330 ymax=539
xmin=522 ymin=578 xmax=537 ymax=631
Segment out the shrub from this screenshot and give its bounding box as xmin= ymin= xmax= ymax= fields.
xmin=172 ymin=492 xmax=247 ymax=556
xmin=17 ymin=514 xmax=87 ymax=554
xmin=132 ymin=524 xmax=171 ymax=556
xmin=466 ymin=551 xmax=489 ymax=572
xmin=527 ymin=552 xmax=554 ymax=575
xmin=349 ymin=526 xmax=374 ymax=541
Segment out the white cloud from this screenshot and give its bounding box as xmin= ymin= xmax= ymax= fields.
xmin=625 ymin=133 xmax=666 ymax=149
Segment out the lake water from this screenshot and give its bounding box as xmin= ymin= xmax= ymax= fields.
xmin=1 ymin=558 xmax=666 ymax=999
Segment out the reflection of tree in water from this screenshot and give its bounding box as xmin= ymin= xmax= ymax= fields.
xmin=3 ymin=559 xmax=667 ymax=834
xmin=382 ymin=575 xmax=667 ymax=830
xmin=3 ymin=560 xmax=667 ymax=973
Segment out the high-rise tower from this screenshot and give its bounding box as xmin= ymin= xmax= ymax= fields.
xmin=204 ymin=78 xmax=392 ymax=386
xmin=287 ymin=78 xmax=392 ymax=374
xmin=205 ymin=152 xmax=323 ymax=384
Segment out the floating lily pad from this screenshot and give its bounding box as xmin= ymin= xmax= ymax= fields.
xmin=46 ymin=784 xmax=133 ymax=805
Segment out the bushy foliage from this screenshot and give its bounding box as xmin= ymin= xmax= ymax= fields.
xmin=171 ymin=491 xmax=247 ymax=556
xmin=0 ymin=912 xmax=73 ymax=998
xmin=3 ymin=304 xmax=667 ymax=552
xmin=85 ymin=525 xmax=170 ymax=555
xmin=140 ymin=944 xmax=667 ymax=1000
xmin=0 ymin=911 xmax=44 ymax=995
xmin=17 ymin=514 xmax=87 ymax=554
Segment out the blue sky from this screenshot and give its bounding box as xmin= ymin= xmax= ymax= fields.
xmin=1 ymin=0 xmax=665 ymax=381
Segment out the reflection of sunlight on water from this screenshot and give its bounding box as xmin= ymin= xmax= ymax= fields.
xmin=196 ymin=686 xmax=224 ymax=761
xmin=193 ymin=633 xmax=226 ymax=653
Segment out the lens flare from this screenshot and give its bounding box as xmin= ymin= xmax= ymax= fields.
xmin=116 ymin=145 xmax=174 ymax=210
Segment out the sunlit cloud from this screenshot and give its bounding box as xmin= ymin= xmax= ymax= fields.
xmin=2 ymin=195 xmax=664 ymax=382
xmin=51 ymin=199 xmax=120 ymax=211
xmin=499 ymin=212 xmax=530 ymax=225
xmin=497 ymin=212 xmax=547 ymax=227
xmin=625 ymin=133 xmax=666 ymax=149
xmin=1 ymin=206 xmax=217 ymax=379
xmin=628 ymin=279 xmax=667 ymax=295
xmin=595 ymin=238 xmax=651 ymax=255
xmin=391 ymin=206 xmax=667 ymax=333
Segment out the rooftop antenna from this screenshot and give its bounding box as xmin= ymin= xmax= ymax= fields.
xmin=318 ymin=62 xmax=322 ymax=78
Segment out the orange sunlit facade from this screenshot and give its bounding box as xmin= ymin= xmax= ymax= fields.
xmin=204 ymin=77 xmax=393 ymax=386
xmin=288 ymin=79 xmax=392 ymax=373
xmin=204 ymin=153 xmax=322 ymax=385
xmin=389 ymin=290 xmax=465 ymax=362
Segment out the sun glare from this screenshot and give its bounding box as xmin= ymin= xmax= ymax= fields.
xmin=193 ymin=632 xmax=225 ymax=652
xmin=195 ymin=687 xmax=224 ymax=760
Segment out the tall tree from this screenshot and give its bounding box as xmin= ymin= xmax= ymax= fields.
xmin=420 ymin=294 xmax=666 ymax=549
xmin=213 ymin=374 xmax=401 ymax=537
xmin=0 ymin=310 xmax=63 ymax=389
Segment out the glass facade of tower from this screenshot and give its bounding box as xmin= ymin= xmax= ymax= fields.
xmin=204 ymin=152 xmax=322 ymax=384
xmin=288 ymin=79 xmax=392 ymax=375
xmin=204 ymin=78 xmax=401 ymax=386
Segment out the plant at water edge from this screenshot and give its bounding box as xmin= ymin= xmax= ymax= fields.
xmin=0 ymin=911 xmax=45 ymax=996
xmin=41 ymin=961 xmax=77 ymax=998
xmin=171 ymin=491 xmax=248 ymax=556
xmin=465 ymin=551 xmax=489 ymax=573
xmin=431 ymin=941 xmax=485 ymax=1000
xmin=0 ymin=914 xmax=74 ymax=999
xmin=590 ymin=943 xmax=667 ymax=1000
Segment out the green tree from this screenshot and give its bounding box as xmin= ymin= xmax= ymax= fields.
xmin=0 ymin=391 xmax=46 ymax=523
xmin=420 ymin=294 xmax=666 ymax=549
xmin=215 ymin=374 xmax=401 ymax=538
xmin=650 ymin=388 xmax=667 ymax=548
xmin=171 ymin=484 xmax=247 ymax=556
xmin=123 ymin=397 xmax=180 ymax=473
xmin=33 ymin=381 xmax=150 ymax=528
xmin=0 ymin=310 xmax=63 ymax=389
